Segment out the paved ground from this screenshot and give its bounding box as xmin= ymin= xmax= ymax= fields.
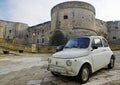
xmin=0 ymin=48 xmax=120 ymax=85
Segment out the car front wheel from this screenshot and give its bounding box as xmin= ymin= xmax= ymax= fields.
xmin=77 ymin=65 xmax=91 ymax=84
xmin=108 ymin=56 xmax=115 ymax=69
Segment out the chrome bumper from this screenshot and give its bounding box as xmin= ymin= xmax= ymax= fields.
xmin=48 ymin=65 xmax=76 ymax=76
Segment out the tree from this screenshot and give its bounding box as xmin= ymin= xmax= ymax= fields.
xmin=50 ymin=30 xmax=67 ymax=46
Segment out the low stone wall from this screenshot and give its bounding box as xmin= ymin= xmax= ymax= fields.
xmin=0 ymin=39 xmax=56 ymax=53
xmin=0 ymin=42 xmax=32 ymax=52
xmin=38 ymin=46 xmax=56 ymax=53
xmin=110 ymin=44 xmax=120 ymax=51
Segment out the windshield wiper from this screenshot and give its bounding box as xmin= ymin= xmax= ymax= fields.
xmin=65 ymin=46 xmax=78 ymax=48
xmin=64 ymin=46 xmax=70 ymax=48
xmin=71 ymin=45 xmax=78 ymax=48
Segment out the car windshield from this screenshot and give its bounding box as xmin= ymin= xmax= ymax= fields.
xmin=64 ymin=37 xmax=90 ymax=49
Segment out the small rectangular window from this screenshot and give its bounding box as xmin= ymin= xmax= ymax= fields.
xmin=26 ymin=35 xmax=29 ymax=38
xmin=113 ymin=37 xmax=116 ymax=39
xmin=9 ymin=30 xmax=11 ymax=33
xmin=37 ymin=39 xmax=39 ymax=43
xmin=37 ymin=31 xmax=39 ymax=35
xmin=64 ymin=15 xmax=68 ymax=19
xmin=42 ymin=30 xmax=44 ymax=34
xmin=115 ymin=27 xmax=118 ymax=29
xmin=42 ymin=38 xmax=44 ymax=43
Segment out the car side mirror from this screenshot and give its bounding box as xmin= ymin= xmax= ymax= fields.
xmin=56 ymin=45 xmax=65 ymax=52
xmin=92 ymin=46 xmax=98 ymax=49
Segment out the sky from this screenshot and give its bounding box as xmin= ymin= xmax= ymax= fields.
xmin=0 ymin=0 xmax=120 ymax=26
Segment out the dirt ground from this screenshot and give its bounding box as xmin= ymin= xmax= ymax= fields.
xmin=0 ymin=49 xmax=120 ymax=85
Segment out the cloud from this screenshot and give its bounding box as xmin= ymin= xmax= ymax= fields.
xmin=8 ymin=0 xmax=50 ymax=26
xmin=99 ymin=0 xmax=120 ymax=21
xmin=7 ymin=0 xmax=70 ymax=26
xmin=80 ymin=0 xmax=120 ymax=21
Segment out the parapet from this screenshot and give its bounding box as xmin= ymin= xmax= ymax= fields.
xmin=51 ymin=1 xmax=95 ymax=15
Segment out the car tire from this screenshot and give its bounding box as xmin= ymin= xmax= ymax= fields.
xmin=51 ymin=72 xmax=59 ymax=76
xmin=77 ymin=64 xmax=91 ymax=84
xmin=108 ymin=56 xmax=115 ymax=69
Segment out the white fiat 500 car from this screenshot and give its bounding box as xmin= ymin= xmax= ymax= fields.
xmin=48 ymin=36 xmax=115 ymax=84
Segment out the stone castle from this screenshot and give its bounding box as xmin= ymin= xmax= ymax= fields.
xmin=0 ymin=1 xmax=120 ymax=47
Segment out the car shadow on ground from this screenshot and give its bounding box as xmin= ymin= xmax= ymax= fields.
xmin=44 ymin=67 xmax=114 ymax=85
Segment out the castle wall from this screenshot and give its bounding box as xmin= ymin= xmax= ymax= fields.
xmin=95 ymin=19 xmax=108 ymax=37
xmin=107 ymin=21 xmax=120 ymax=43
xmin=0 ymin=20 xmax=28 ymax=45
xmin=13 ymin=23 xmax=28 ymax=45
xmin=51 ymin=1 xmax=96 ymax=35
xmin=28 ymin=21 xmax=51 ymax=47
xmin=0 ymin=20 xmax=7 ymax=39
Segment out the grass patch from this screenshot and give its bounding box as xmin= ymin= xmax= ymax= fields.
xmin=110 ymin=44 xmax=120 ymax=51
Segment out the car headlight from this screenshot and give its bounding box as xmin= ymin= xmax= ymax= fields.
xmin=66 ymin=60 xmax=72 ymax=66
xmin=48 ymin=58 xmax=51 ymax=63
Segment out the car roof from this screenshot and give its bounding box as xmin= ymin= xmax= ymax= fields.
xmin=75 ymin=36 xmax=104 ymax=39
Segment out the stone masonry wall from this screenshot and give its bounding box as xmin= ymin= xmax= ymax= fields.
xmin=28 ymin=21 xmax=51 ymax=47
xmin=51 ymin=1 xmax=96 ymax=33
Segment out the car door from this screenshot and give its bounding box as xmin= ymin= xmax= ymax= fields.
xmin=91 ymin=38 xmax=106 ymax=71
xmin=102 ymin=38 xmax=111 ymax=65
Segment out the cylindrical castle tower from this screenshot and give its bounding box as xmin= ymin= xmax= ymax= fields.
xmin=51 ymin=1 xmax=97 ymax=38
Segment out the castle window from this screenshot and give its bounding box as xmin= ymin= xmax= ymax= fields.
xmin=42 ymin=30 xmax=44 ymax=34
xmin=37 ymin=31 xmax=39 ymax=35
xmin=42 ymin=38 xmax=44 ymax=43
xmin=32 ymin=32 xmax=36 ymax=36
xmin=69 ymin=32 xmax=72 ymax=35
xmin=115 ymin=27 xmax=118 ymax=29
xmin=82 ymin=16 xmax=84 ymax=19
xmin=9 ymin=30 xmax=11 ymax=33
xmin=37 ymin=39 xmax=39 ymax=43
xmin=26 ymin=35 xmax=29 ymax=38
xmin=113 ymin=37 xmax=116 ymax=39
xmin=64 ymin=15 xmax=68 ymax=19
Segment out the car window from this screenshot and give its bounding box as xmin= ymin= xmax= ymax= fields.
xmin=102 ymin=38 xmax=108 ymax=47
xmin=92 ymin=38 xmax=103 ymax=47
xmin=65 ymin=37 xmax=90 ymax=48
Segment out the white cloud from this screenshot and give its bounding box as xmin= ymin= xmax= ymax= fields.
xmin=8 ymin=0 xmax=70 ymax=26
xmin=6 ymin=0 xmax=120 ymax=26
xmin=8 ymin=0 xmax=52 ymax=26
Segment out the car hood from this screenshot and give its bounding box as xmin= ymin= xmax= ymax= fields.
xmin=52 ymin=48 xmax=89 ymax=59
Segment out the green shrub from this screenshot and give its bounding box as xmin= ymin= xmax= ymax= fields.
xmin=50 ymin=30 xmax=68 ymax=46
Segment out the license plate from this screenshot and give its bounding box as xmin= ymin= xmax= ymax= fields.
xmin=50 ymin=66 xmax=66 ymax=73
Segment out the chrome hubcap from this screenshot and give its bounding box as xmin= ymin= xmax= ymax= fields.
xmin=110 ymin=58 xmax=114 ymax=67
xmin=82 ymin=68 xmax=89 ymax=81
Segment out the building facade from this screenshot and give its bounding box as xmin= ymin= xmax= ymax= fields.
xmin=51 ymin=1 xmax=97 ymax=37
xmin=0 ymin=20 xmax=28 ymax=44
xmin=107 ymin=21 xmax=120 ymax=43
xmin=95 ymin=19 xmax=108 ymax=37
xmin=28 ymin=21 xmax=51 ymax=47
